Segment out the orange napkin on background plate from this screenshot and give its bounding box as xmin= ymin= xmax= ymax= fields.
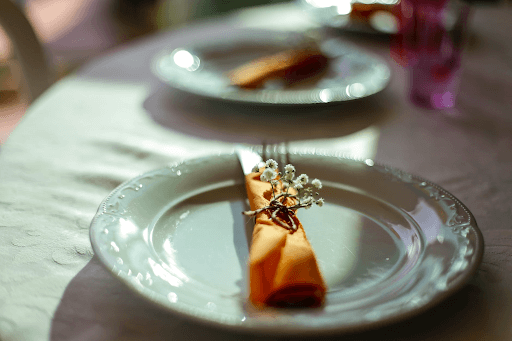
xmin=228 ymin=47 xmax=329 ymax=89
xmin=245 ymin=171 xmax=327 ymax=308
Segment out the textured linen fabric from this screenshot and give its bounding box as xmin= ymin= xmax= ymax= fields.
xmin=0 ymin=4 xmax=511 ymax=341
xmin=0 ymin=79 xmax=231 ymax=341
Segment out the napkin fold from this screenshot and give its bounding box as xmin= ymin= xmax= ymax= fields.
xmin=245 ymin=171 xmax=326 ymax=308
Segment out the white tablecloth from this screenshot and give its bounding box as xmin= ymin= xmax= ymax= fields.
xmin=1 ymin=3 xmax=512 ymax=340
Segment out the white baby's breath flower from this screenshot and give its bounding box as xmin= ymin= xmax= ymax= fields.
xmin=246 ymin=162 xmax=325 ymax=231
xmin=312 ymin=178 xmax=322 ymax=189
xmin=260 ymin=168 xmax=276 ymax=182
xmin=284 ymin=171 xmax=294 ymax=181
xmin=252 ymin=161 xmax=264 ymax=173
xmin=297 ymin=174 xmax=309 ymax=185
xmin=265 ymin=159 xmax=278 ymax=170
xmin=302 ymin=196 xmax=313 ymax=205
xmin=292 ymin=180 xmax=303 ymax=190
xmin=284 ymin=164 xmax=295 ymax=173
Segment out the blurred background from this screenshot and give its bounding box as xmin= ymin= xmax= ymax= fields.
xmin=0 ymin=0 xmax=288 ymax=143
xmin=0 ymin=0 xmax=509 ymax=143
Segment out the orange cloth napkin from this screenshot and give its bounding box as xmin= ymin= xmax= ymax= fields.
xmin=245 ymin=171 xmax=327 ymax=308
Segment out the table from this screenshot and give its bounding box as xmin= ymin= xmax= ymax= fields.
xmin=1 ymin=3 xmax=511 ymax=340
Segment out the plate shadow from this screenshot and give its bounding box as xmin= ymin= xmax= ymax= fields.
xmin=143 ymin=86 xmax=396 ymax=144
xmin=49 ymin=256 xmax=269 ymax=341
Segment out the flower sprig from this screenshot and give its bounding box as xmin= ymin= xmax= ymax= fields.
xmin=243 ymin=159 xmax=324 ymax=231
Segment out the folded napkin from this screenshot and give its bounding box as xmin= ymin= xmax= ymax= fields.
xmin=245 ymin=171 xmax=326 ymax=308
xmin=228 ymin=47 xmax=329 ymax=89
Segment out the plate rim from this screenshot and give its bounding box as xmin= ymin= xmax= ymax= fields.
xmin=89 ymin=150 xmax=484 ymax=335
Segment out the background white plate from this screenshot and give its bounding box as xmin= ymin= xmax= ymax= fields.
xmin=89 ymin=152 xmax=483 ymax=335
xmin=296 ymin=0 xmax=400 ymax=34
xmin=152 ymin=30 xmax=390 ymax=105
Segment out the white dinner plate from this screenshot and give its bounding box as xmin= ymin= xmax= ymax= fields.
xmin=89 ymin=151 xmax=483 ymax=335
xmin=296 ymin=0 xmax=400 ymax=35
xmin=151 ymin=30 xmax=390 ymax=105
